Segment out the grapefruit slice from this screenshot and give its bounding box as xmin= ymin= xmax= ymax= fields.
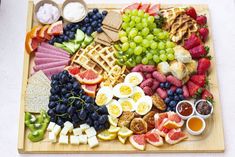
xmin=165 ymin=129 xmax=188 ymax=145
xmin=77 ymin=69 xmax=103 ymax=85
xmin=81 ymin=84 xmax=97 ymax=98
xmin=25 ymin=32 xmax=40 ymax=54
xmin=47 ymin=20 xmax=63 ymax=36
xmin=30 ymin=25 xmax=42 ymax=38
xmin=129 ymin=134 xmax=146 ymax=151
xmin=67 ymin=65 xmax=80 ymax=75
xmin=148 ymin=4 xmax=160 ymax=16
xmin=39 ymin=25 xmax=52 ymax=40
xmin=166 ymin=111 xmax=184 ymax=128
xmin=145 ymin=129 xmax=163 ymax=147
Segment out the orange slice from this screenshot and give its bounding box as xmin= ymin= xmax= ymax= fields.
xmin=47 ymin=20 xmax=63 ymax=36
xmin=25 ymin=32 xmax=40 ymax=54
xmin=38 ymin=25 xmax=52 ymax=40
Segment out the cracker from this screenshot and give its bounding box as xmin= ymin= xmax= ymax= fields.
xmin=102 ymin=27 xmax=119 ymax=42
xmin=102 ymin=11 xmax=122 ymax=30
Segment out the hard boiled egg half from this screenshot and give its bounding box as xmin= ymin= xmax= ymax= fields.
xmin=130 ymin=86 xmax=145 ymax=102
xmin=107 ymin=99 xmax=122 ymax=117
xmin=113 ymin=83 xmax=134 ymax=98
xmin=118 ymin=98 xmax=136 ymax=112
xmin=135 ymin=96 xmax=153 ymax=115
xmin=124 ymin=72 xmax=143 ymax=86
xmin=95 ymin=87 xmax=113 ymax=106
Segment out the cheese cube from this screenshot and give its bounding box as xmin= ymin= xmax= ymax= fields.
xmin=48 ymin=132 xmax=57 ymax=143
xmin=52 ymin=124 xmax=61 ymax=136
xmin=78 ymin=135 xmax=88 ymax=144
xmin=80 ymin=123 xmax=90 ymax=132
xmin=64 ymin=121 xmax=73 ymax=132
xmin=85 ymin=127 xmax=96 ymax=138
xmin=47 ymin=122 xmax=56 ymax=132
xmin=59 ymin=135 xmax=68 ymax=144
xmin=60 ymin=127 xmax=69 ymax=135
xmin=70 ymin=135 xmax=80 ymax=145
xmin=73 ymin=128 xmax=82 ymax=136
xmin=88 ymin=136 xmax=99 ymax=148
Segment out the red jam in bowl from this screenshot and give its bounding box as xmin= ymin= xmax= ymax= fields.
xmin=177 ymin=102 xmax=193 ymax=116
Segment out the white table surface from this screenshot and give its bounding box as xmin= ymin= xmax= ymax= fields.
xmin=0 ymin=0 xmax=235 ymax=156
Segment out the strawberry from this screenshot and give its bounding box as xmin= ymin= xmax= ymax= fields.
xmin=183 ymin=34 xmax=201 ymax=50
xmin=185 ymin=7 xmax=197 ymax=20
xmin=199 ymin=27 xmax=209 ymax=42
xmin=197 ymin=58 xmax=211 ymax=75
xmin=190 ymin=74 xmax=206 ymax=87
xmin=201 ymin=89 xmax=213 ymax=102
xmin=187 ymin=81 xmax=202 ymax=97
xmin=189 ymin=44 xmax=207 ymax=59
xmin=196 ymin=15 xmax=207 ymax=26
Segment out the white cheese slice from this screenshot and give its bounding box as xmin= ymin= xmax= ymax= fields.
xmin=59 ymin=135 xmax=68 ymax=144
xmin=85 ymin=127 xmax=97 ymax=138
xmin=60 ymin=127 xmax=69 ymax=135
xmin=78 ymin=135 xmax=88 ymax=144
xmin=70 ymin=135 xmax=80 ymax=145
xmin=64 ymin=121 xmax=74 ymax=132
xmin=88 ymin=136 xmax=99 ymax=148
xmin=52 ymin=124 xmax=61 ymax=136
xmin=73 ymin=128 xmax=82 ymax=136
xmin=47 ymin=122 xmax=56 ymax=132
xmin=80 ymin=123 xmax=90 ymax=132
xmin=48 ymin=132 xmax=57 ymax=143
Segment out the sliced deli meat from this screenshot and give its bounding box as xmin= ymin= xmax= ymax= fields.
xmin=42 ymin=66 xmax=65 ymax=78
xmin=35 ymin=58 xmax=68 ymax=65
xmin=34 ymin=60 xmax=69 ymax=71
xmin=41 ymin=42 xmax=69 ymax=54
xmin=35 ymin=52 xmax=69 ymax=59
xmin=37 ymin=46 xmax=69 ymax=57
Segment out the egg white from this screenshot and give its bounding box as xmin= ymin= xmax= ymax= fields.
xmin=95 ymin=86 xmax=113 ymax=106
xmin=131 ymin=86 xmax=145 ymax=102
xmin=118 ymin=98 xmax=136 ymax=112
xmin=135 ymin=96 xmax=153 ymax=115
xmin=107 ymin=99 xmax=123 ymax=117
xmin=113 ymin=83 xmax=134 ymax=98
xmin=124 ymin=72 xmax=143 ymax=86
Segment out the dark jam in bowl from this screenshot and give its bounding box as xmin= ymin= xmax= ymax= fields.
xmin=177 ymin=102 xmax=193 ymax=116
xmin=196 ymin=101 xmax=212 ymax=115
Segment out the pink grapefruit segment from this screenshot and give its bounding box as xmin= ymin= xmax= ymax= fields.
xmin=81 ymin=84 xmax=97 ymax=98
xmin=47 ymin=20 xmax=63 ymax=36
xmin=129 ymin=134 xmax=146 ymax=151
xmin=77 ymin=69 xmax=103 ymax=85
xmin=165 ymin=129 xmax=188 ymax=145
xmin=145 ymin=129 xmax=163 ymax=147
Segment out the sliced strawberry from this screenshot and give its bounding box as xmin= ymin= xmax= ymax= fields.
xmin=197 ymin=58 xmax=211 ymax=75
xmin=189 ymin=44 xmax=207 ymax=59
xmin=187 ymin=81 xmax=202 ymax=97
xmin=138 ymin=3 xmax=151 ymax=12
xmin=148 ymin=4 xmax=160 ymax=16
xmin=201 ymin=89 xmax=213 ymax=102
xmin=183 ymin=34 xmax=201 ymax=50
xmin=185 ymin=7 xmax=197 ymax=20
xmin=190 ymin=74 xmax=206 ymax=87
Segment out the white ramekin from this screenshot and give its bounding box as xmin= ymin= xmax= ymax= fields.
xmin=186 ymin=115 xmax=206 ymax=136
xmin=176 ymin=100 xmax=195 ymax=120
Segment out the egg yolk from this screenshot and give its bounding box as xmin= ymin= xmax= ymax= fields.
xmin=132 ymin=92 xmax=142 ymax=102
xmin=120 ymin=86 xmax=132 ymax=95
xmin=121 ymin=101 xmax=133 ymax=111
xmin=109 ymin=104 xmax=120 ymax=116
xmin=95 ymin=93 xmax=107 ymax=106
xmin=137 ymin=102 xmax=149 ymax=112
xmin=129 ymin=76 xmax=139 ymax=85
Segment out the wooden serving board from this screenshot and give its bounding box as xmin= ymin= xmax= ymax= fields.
xmin=18 ymin=0 xmax=225 ymax=153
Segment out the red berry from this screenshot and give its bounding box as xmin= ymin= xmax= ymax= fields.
xmin=201 ymin=89 xmax=213 ymax=101
xmin=190 ymin=74 xmax=206 ymax=87
xmin=189 ymin=44 xmax=207 ymax=59
xmin=199 ymin=27 xmax=209 ymax=42
xmin=196 ymin=15 xmax=207 ymax=26
xmin=187 ymin=81 xmax=202 ymax=97
xmin=197 ymin=58 xmax=211 ymax=75
xmin=183 ymin=34 xmax=201 ymax=50
xmin=186 ymin=7 xmax=197 ymax=20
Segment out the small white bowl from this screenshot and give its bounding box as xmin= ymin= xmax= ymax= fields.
xmin=195 ymin=99 xmax=213 ymax=119
xmin=186 ymin=116 xmax=206 ymax=136
xmin=176 ymin=100 xmax=195 ymax=120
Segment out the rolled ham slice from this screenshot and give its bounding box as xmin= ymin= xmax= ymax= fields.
xmin=37 ymin=46 xmax=69 ymax=57
xmin=42 ymin=66 xmax=65 ymax=78
xmin=34 ymin=60 xmax=69 ymax=71
xmin=34 ymin=58 xmax=68 ymax=65
xmin=41 ymin=42 xmax=69 ymax=55
xmin=35 ymin=52 xmax=69 ymax=59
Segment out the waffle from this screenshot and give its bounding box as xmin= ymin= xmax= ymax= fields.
xmin=99 ymin=46 xmax=117 ymax=67
xmin=169 ymin=14 xmax=191 ymax=35
xmin=87 ymin=45 xmax=111 ymax=72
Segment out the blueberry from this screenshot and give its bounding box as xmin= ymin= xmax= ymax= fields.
xmin=169 ymin=101 xmax=177 ymax=108
xmin=176 ymin=88 xmax=183 ymax=94
xmin=164 ymin=97 xmax=171 ymax=104
xmin=89 ymin=18 xmax=93 ymax=22
xmin=84 ymin=17 xmax=90 ymax=23
xmin=63 ymin=36 xmax=69 ymax=42
xmin=57 ymin=38 xmax=63 ymax=43
xmin=164 ymin=82 xmax=171 ymax=89
xmin=96 ymin=13 xmax=102 ymax=19
xmin=102 ymin=10 xmax=108 ymax=16
xmin=85 ymin=23 xmax=90 ymax=27
xmin=167 ymin=90 xmax=174 ymax=96
xmin=67 ymin=23 xmax=73 ymax=29
xmin=88 ymin=11 xmax=94 ymax=17
xmin=75 ymin=24 xmax=80 ymax=29
xmin=91 ymin=21 xmax=98 ymax=27
xmin=160 ymin=82 xmax=165 ymax=88
xmin=174 ymin=95 xmax=180 ymax=101
xmin=97 ymin=27 xmax=103 ymax=33
xmin=48 ymin=40 xmax=54 ymax=45
xmin=172 ymin=107 xmax=176 ymax=112
xmin=86 ymin=29 xmax=92 ymax=36
xmin=71 ymin=27 xmax=76 ymax=32
xmin=81 ymin=27 xmax=86 ymax=32
xmin=179 ymin=94 xmax=184 ymax=100
xmin=92 ymin=15 xmax=97 ymax=20
xmin=65 ymin=31 xmax=70 ymax=36
xmin=166 ymin=106 xmax=172 ymax=112
xmin=98 ymin=23 xmax=102 ymax=27
xmin=68 ymin=32 xmax=75 ymax=39
xmin=93 ymin=8 xmax=99 ymax=13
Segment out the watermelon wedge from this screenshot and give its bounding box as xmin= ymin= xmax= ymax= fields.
xmin=139 ymin=3 xmax=151 ymax=12
xmin=148 ymin=4 xmax=160 ymax=16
